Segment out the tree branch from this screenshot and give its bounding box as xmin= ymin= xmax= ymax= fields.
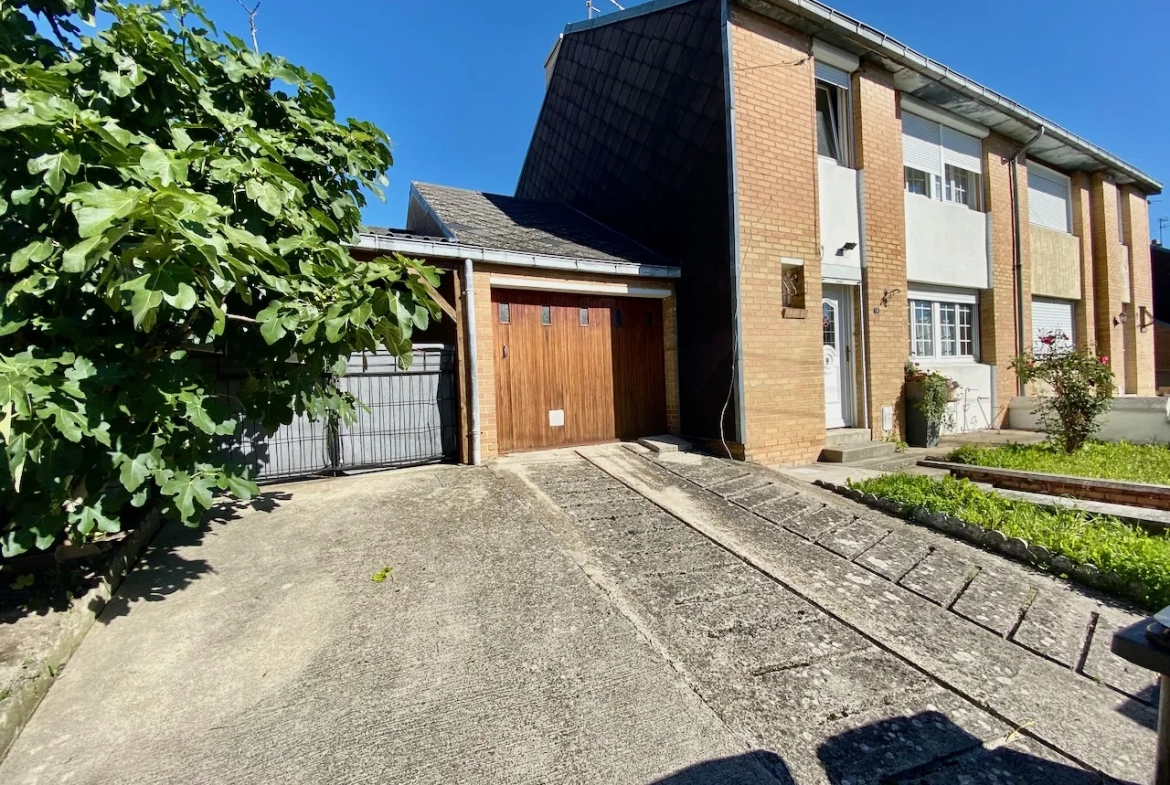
xmin=234 ymin=0 xmax=261 ymax=52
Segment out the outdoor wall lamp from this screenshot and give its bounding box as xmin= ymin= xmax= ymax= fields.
xmin=836 ymin=241 xmax=858 ymax=256
xmin=1114 ymin=308 xmax=1128 ymax=327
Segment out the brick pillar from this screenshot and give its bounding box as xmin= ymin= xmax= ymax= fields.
xmin=1070 ymin=173 xmax=1096 ymax=354
xmin=1121 ymin=187 xmax=1155 ymax=394
xmin=727 ymin=9 xmax=823 ymax=465
xmin=662 ymin=286 xmax=682 ymax=435
xmin=472 ymin=268 xmax=498 ymax=460
xmin=1089 ymin=174 xmax=1126 ymax=389
xmin=852 ymin=65 xmax=907 ymax=439
xmin=981 ymin=134 xmax=1030 ymax=421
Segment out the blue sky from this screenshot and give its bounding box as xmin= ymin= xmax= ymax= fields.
xmin=193 ymin=0 xmax=1170 ymax=240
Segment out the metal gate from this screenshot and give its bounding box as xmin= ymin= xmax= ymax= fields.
xmin=221 ymin=345 xmax=457 ymax=481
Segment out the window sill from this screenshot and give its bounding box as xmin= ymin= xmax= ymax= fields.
xmin=781 ymin=307 xmax=807 ymax=320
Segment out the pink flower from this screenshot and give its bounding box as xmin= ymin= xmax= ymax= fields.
xmin=1100 ymin=356 xmax=1110 ymax=364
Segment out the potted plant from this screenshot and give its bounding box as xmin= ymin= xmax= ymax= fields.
xmin=904 ymin=361 xmax=958 ymax=448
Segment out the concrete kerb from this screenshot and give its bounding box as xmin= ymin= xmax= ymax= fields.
xmin=812 ymin=479 xmax=1145 ymax=604
xmin=0 ymin=506 xmax=164 ymax=763
xmin=919 ymin=460 xmax=1170 ymax=517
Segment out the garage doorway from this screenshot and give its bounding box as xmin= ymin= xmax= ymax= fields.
xmin=492 ymin=289 xmax=667 ymax=452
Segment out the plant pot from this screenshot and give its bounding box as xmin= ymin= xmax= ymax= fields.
xmin=904 ymin=380 xmax=941 ymax=448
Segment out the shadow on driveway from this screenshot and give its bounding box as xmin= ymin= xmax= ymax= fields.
xmin=98 ymin=492 xmax=290 ymax=624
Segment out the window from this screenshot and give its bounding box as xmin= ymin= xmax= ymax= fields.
xmin=902 ymin=111 xmax=983 ymax=211
xmin=945 ymin=165 xmax=979 ymax=210
xmin=1117 ymin=187 xmax=1127 ymax=244
xmin=815 ymin=63 xmax=852 ymax=167
xmin=904 ymin=167 xmax=932 ymax=197
xmin=540 ymin=305 xmax=551 ymax=326
xmin=498 ymin=302 xmax=509 ymax=324
xmin=908 ymin=293 xmax=979 ymax=360
xmin=579 ymin=307 xmax=589 ymax=326
xmin=1027 ymin=162 xmax=1071 ymax=233
xmin=614 ymin=307 xmax=623 ymax=327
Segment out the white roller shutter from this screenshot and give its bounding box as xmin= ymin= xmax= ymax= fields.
xmin=1028 ymin=164 xmax=1071 ymax=233
xmin=902 ymin=112 xmax=941 ymax=176
xmin=941 ymin=126 xmax=982 ymax=173
xmin=1032 ymin=297 xmax=1075 ymax=352
xmin=815 ymin=61 xmax=850 ymax=88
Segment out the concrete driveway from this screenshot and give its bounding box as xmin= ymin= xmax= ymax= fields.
xmin=0 ymin=445 xmax=1157 ymax=784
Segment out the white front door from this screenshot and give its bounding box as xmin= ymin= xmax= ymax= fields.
xmin=822 ymin=286 xmax=853 ymax=429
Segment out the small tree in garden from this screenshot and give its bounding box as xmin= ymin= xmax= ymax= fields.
xmin=0 ymin=0 xmax=439 ymax=555
xmin=1011 ymin=332 xmax=1114 ymax=454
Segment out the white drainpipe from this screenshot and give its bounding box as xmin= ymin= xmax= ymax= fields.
xmin=462 ymin=257 xmax=481 ymax=466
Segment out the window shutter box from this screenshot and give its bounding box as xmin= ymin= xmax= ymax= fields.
xmin=902 ymin=112 xmax=941 ymax=176
xmin=815 ymin=61 xmax=850 ymax=89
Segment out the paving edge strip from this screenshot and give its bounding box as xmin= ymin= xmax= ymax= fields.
xmin=0 ymin=507 xmax=163 ymax=763
xmin=813 ymin=479 xmax=1150 ymax=608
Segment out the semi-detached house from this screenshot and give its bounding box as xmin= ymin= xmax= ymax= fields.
xmin=355 ymin=0 xmax=1162 ymax=470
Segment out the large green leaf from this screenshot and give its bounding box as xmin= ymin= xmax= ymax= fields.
xmin=28 ymin=151 xmax=80 ymax=193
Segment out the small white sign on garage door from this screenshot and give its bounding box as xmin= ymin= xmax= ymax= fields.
xmin=548 ymin=409 xmax=565 ymax=427
xmin=1032 ymin=297 xmax=1075 ymax=352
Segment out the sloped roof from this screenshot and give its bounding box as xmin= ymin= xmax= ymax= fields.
xmin=409 ymin=182 xmax=669 ymax=267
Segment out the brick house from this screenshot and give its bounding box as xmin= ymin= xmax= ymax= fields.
xmin=360 ymin=0 xmax=1161 ymax=468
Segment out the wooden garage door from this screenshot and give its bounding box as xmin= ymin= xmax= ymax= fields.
xmin=492 ymin=289 xmax=667 ymax=453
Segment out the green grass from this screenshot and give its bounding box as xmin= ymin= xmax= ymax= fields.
xmin=948 ymin=441 xmax=1170 ymax=487
xmin=849 ymin=473 xmax=1170 ymax=610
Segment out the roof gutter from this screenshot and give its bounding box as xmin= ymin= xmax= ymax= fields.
xmin=353 ymin=233 xmax=682 ymax=280
xmin=756 ymin=0 xmax=1161 ymax=193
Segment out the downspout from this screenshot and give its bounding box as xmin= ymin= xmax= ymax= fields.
xmin=1010 ymin=127 xmax=1045 ymax=395
xmin=720 ymin=0 xmax=748 ymax=454
xmin=462 ymin=258 xmax=481 ymax=466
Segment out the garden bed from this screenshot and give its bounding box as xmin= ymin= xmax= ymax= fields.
xmin=949 ymin=441 xmax=1170 ymax=486
xmin=827 ymin=474 xmax=1170 ymax=611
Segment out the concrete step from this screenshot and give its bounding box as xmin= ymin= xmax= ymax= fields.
xmin=824 ymin=428 xmax=872 ymax=448
xmin=819 ymin=440 xmax=896 ymax=464
xmin=844 ymin=451 xmax=926 ymax=473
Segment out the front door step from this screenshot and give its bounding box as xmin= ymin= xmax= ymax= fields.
xmin=819 ymin=440 xmax=896 ymax=464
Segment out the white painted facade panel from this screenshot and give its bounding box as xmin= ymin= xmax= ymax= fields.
xmin=818 ymin=157 xmax=862 ymax=278
xmin=904 ymin=193 xmax=990 ymax=289
xmin=915 ymin=359 xmax=995 ymax=434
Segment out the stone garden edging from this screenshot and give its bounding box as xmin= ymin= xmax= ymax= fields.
xmin=918 ymin=460 xmax=1170 ymax=514
xmin=0 ymin=508 xmax=163 ymax=763
xmin=813 ymin=479 xmax=1149 ymax=606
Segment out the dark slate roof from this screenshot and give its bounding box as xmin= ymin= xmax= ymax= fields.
xmin=410 ymin=182 xmax=669 ymax=266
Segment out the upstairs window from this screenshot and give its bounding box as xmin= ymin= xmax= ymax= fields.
xmin=1027 ymin=162 xmax=1072 ymax=233
xmin=815 ymin=62 xmax=852 ymax=167
xmin=902 ymin=111 xmax=983 ymax=211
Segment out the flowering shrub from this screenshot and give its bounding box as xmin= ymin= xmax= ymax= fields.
xmin=1011 ymin=332 xmax=1114 ymax=454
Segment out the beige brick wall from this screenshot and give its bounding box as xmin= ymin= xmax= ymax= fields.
xmin=727 ymin=8 xmax=825 ymax=466
xmin=1090 ymin=174 xmax=1127 ymax=390
xmin=853 ymin=65 xmax=908 ymax=439
xmin=1121 ymin=187 xmax=1155 ymax=394
xmin=472 ymin=268 xmax=499 ymax=460
xmin=662 ymin=285 xmax=682 ymax=435
xmin=1070 ymin=172 xmax=1097 ymax=354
